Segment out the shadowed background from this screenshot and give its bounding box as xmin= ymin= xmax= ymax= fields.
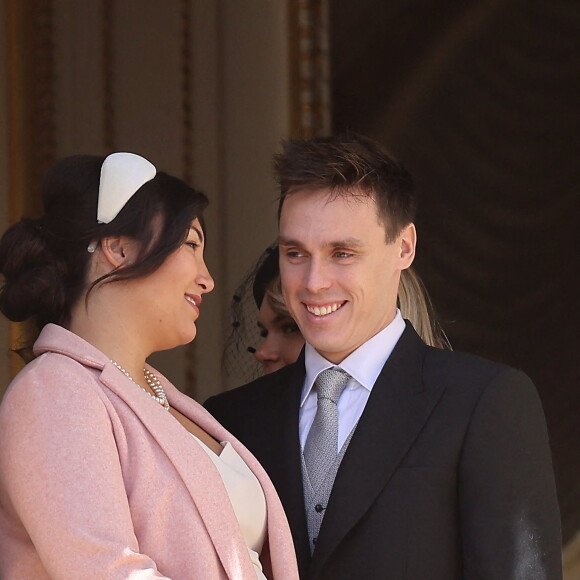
xmin=330 ymin=0 xmax=580 ymax=541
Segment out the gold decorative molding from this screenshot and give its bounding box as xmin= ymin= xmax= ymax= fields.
xmin=6 ymin=0 xmax=56 ymax=377
xmin=565 ymin=531 xmax=580 ymax=579
xmin=288 ymin=0 xmax=331 ymax=138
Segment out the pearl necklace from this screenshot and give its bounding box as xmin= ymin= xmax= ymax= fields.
xmin=111 ymin=361 xmax=170 ymax=411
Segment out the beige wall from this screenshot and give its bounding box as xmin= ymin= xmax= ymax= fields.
xmin=0 ymin=0 xmax=290 ymax=399
xmin=216 ymin=1 xmax=290 ymax=390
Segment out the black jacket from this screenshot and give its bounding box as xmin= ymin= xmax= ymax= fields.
xmin=205 ymin=323 xmax=562 ymax=579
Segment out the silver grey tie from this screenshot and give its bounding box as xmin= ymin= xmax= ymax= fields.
xmin=303 ymin=367 xmax=351 ymax=492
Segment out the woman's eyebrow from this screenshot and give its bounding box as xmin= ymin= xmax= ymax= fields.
xmin=189 ymin=225 xmax=204 ymax=243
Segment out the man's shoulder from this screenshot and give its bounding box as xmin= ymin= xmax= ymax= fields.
xmin=206 ymin=360 xmax=302 ymax=407
xmin=398 ymin=322 xmax=525 ymax=388
xmin=422 ymin=344 xmax=533 ymax=393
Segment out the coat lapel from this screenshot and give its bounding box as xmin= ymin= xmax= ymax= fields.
xmin=99 ymin=363 xmax=259 ymax=580
xmin=309 ymin=325 xmax=446 ymax=577
xmin=167 ymin=377 xmax=300 ymax=580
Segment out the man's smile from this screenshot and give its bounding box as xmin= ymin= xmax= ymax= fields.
xmin=304 ymin=301 xmax=346 ymax=317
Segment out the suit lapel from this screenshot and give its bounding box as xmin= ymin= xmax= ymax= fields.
xmin=240 ymin=356 xmax=312 ymax=577
xmin=309 ymin=325 xmax=446 ymax=577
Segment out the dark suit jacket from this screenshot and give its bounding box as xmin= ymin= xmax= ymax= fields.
xmin=205 ymin=323 xmax=562 ymax=579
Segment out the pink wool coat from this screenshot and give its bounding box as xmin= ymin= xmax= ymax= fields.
xmin=0 ymin=324 xmax=299 ymax=580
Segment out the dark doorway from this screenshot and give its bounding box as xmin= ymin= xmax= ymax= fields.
xmin=330 ymin=0 xmax=580 ymax=541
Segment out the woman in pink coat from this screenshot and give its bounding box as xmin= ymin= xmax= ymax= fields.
xmin=0 ymin=153 xmax=299 ymax=580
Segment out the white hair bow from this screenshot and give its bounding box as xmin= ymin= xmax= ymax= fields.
xmin=97 ymin=152 xmax=156 ymax=224
xmin=87 ymin=152 xmax=156 ymax=253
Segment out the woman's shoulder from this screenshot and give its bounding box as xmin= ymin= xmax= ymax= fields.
xmin=1 ymin=351 xmax=107 ymax=420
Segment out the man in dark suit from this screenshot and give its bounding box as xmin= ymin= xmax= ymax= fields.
xmin=205 ymin=134 xmax=562 ymax=579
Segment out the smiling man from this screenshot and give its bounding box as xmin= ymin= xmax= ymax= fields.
xmin=205 ymin=134 xmax=562 ymax=579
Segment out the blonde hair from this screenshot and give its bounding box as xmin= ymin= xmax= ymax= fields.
xmin=397 ymin=267 xmax=450 ymax=348
xmin=265 ymin=275 xmax=291 ymax=318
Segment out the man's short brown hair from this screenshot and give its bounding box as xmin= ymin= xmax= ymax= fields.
xmin=274 ymin=134 xmax=416 ymax=242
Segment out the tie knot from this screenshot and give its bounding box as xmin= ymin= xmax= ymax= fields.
xmin=315 ymin=367 xmax=350 ymax=403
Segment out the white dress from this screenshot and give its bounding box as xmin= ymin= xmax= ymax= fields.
xmin=192 ymin=435 xmax=268 ymax=580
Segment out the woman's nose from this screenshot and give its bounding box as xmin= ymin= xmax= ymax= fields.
xmin=197 ymin=259 xmax=215 ymax=293
xmin=254 ymin=338 xmax=279 ymax=364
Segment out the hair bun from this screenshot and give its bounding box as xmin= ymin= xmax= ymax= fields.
xmin=0 ymin=218 xmax=66 ymax=324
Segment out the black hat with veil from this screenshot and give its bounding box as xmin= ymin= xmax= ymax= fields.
xmin=222 ymin=243 xmax=279 ymax=384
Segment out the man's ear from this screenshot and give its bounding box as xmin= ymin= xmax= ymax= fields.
xmin=100 ymin=236 xmax=136 ymax=268
xmin=398 ymin=223 xmax=416 ymax=270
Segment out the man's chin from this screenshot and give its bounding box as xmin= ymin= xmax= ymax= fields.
xmin=304 ymin=336 xmax=350 ymax=363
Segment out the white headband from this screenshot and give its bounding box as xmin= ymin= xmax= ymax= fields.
xmin=97 ymin=152 xmax=156 ymax=224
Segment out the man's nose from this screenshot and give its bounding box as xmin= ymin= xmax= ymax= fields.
xmin=304 ymin=258 xmax=331 ymax=293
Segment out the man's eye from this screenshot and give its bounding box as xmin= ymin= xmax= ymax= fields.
xmin=283 ymin=249 xmax=305 ymax=260
xmin=334 ymin=251 xmax=352 ymax=259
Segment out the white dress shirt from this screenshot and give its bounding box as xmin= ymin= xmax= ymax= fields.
xmin=299 ymin=310 xmax=406 ymax=451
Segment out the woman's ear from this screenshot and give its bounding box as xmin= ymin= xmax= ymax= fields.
xmin=100 ymin=236 xmax=136 ymax=268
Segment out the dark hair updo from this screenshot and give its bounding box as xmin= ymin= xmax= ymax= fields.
xmin=0 ymin=154 xmax=208 ymax=331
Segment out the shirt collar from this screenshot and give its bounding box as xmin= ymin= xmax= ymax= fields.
xmin=301 ymin=310 xmax=406 ymax=407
